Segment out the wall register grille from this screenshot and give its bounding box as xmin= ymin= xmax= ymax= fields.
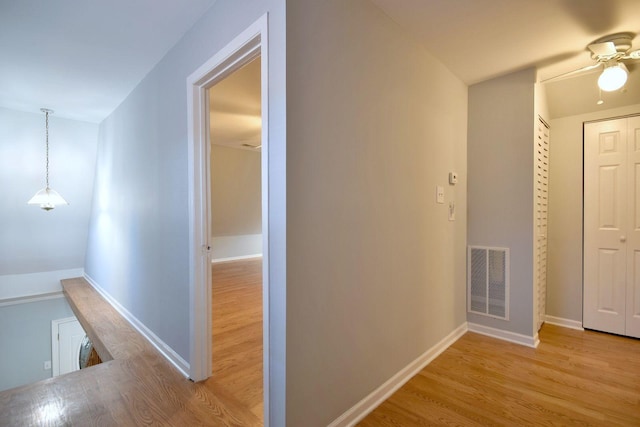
xmin=468 ymin=246 xmax=509 ymax=319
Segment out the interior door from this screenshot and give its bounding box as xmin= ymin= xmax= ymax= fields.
xmin=626 ymin=116 xmax=640 ymax=338
xmin=584 ymin=118 xmax=627 ymax=335
xmin=52 ymin=317 xmax=86 ymax=376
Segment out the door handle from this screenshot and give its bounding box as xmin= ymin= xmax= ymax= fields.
xmin=620 ymin=235 xmax=627 ymax=242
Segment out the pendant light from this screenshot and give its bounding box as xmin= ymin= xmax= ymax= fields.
xmin=28 ymin=108 xmax=68 ymax=211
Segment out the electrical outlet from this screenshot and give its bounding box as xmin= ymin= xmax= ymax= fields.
xmin=448 ymin=202 xmax=456 ymax=221
xmin=44 ymin=361 xmax=51 ymax=370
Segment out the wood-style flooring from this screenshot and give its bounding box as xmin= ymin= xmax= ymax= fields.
xmin=0 ymin=278 xmax=262 ymax=427
xmin=212 ymin=258 xmax=263 ymax=421
xmin=359 ymin=324 xmax=640 ymax=426
xmin=3 ymin=273 xmax=639 ymax=426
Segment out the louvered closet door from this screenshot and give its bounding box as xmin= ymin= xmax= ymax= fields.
xmin=535 ymin=118 xmax=549 ymax=331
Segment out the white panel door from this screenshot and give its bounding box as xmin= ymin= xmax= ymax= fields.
xmin=584 ymin=118 xmax=627 ymax=335
xmin=626 ymin=116 xmax=640 ymax=338
xmin=52 ymin=317 xmax=86 ymax=376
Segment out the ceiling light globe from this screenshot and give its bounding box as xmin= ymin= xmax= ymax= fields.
xmin=598 ymin=63 xmax=628 ymax=92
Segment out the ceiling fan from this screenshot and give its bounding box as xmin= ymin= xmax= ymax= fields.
xmin=543 ymin=32 xmax=640 ymax=92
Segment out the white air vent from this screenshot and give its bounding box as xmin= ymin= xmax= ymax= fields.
xmin=468 ymin=246 xmax=509 ymax=319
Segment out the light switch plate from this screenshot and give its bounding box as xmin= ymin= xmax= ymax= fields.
xmin=436 ymin=186 xmax=445 ymax=204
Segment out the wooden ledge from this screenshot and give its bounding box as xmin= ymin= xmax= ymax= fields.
xmin=0 ymin=277 xmax=261 ymax=426
xmin=62 ymin=277 xmax=148 ymax=362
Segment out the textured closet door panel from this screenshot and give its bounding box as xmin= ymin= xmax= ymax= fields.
xmin=584 ymin=119 xmax=627 ymax=335
xmin=626 ymin=116 xmax=640 ymax=338
xmin=535 ymin=118 xmax=549 ymax=331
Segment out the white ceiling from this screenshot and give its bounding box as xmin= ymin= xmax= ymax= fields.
xmin=370 ymin=0 xmax=640 ymax=84
xmin=370 ymin=0 xmax=640 ymax=117
xmin=0 ymin=0 xmax=216 ymax=123
xmin=2 ymin=0 xmax=639 ymax=123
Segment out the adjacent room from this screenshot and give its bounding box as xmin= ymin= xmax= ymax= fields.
xmin=209 ymin=56 xmax=265 ymax=420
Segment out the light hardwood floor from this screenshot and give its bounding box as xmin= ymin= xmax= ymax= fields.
xmin=0 ymin=278 xmax=262 ymax=426
xmin=212 ymin=258 xmax=264 ymax=421
xmin=359 ymin=324 xmax=640 ymax=426
xmin=3 ymin=275 xmax=638 ymax=426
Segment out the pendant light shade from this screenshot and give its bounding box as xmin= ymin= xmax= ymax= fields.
xmin=597 ymin=62 xmax=628 ymax=92
xmin=28 ymin=108 xmax=68 ymax=211
xmin=28 ymin=187 xmax=68 ymax=211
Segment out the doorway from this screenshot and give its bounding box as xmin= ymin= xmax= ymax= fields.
xmin=187 ymin=15 xmax=270 ymax=423
xmin=209 ymin=56 xmax=264 ymax=419
xmin=583 ymin=114 xmax=640 ymax=338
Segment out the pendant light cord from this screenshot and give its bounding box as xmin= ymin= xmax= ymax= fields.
xmin=45 ymin=110 xmax=50 ymax=189
xmin=29 ymin=107 xmax=67 ymax=210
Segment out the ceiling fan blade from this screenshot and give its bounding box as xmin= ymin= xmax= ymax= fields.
xmin=621 ymin=49 xmax=640 ymax=60
xmin=541 ymin=63 xmax=602 ymax=83
xmin=588 ymin=41 xmax=617 ymax=57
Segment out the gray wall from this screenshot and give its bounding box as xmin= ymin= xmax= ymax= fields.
xmin=211 ymin=145 xmax=261 ymax=237
xmin=0 ymin=108 xmax=97 ymax=295
xmin=0 ymin=297 xmax=74 ymax=391
xmin=286 ymin=1 xmax=468 ymax=425
xmin=467 ymin=68 xmax=536 ymax=337
xmin=547 ymin=103 xmax=640 ymax=322
xmin=83 ymin=1 xmax=287 ymax=424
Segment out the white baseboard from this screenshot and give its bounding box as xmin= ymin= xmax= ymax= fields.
xmin=83 ymin=274 xmax=190 ymax=376
xmin=211 ymin=254 xmax=262 ymax=263
xmin=328 ymin=322 xmax=468 ymax=427
xmin=467 ymin=322 xmax=539 ymax=348
xmin=544 ymin=315 xmax=584 ymax=331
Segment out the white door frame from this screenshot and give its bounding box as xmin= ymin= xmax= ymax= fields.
xmin=186 ymin=13 xmax=270 ymax=419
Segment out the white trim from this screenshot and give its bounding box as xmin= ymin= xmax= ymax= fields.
xmin=328 ymin=323 xmax=468 ymax=427
xmin=211 ymin=254 xmax=262 ymax=264
xmin=187 ymin=14 xmax=270 ymax=424
xmin=544 ymin=315 xmax=584 ymax=331
xmin=0 ymin=291 xmax=64 ymax=307
xmin=84 ymin=274 xmax=190 ymax=376
xmin=468 ymin=322 xmax=539 ymax=348
xmin=0 ymin=268 xmax=84 ymax=300
xmin=259 ymin=21 xmax=271 ymax=421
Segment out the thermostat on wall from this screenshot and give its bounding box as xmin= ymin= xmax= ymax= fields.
xmin=449 ymin=172 xmax=458 ymax=185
